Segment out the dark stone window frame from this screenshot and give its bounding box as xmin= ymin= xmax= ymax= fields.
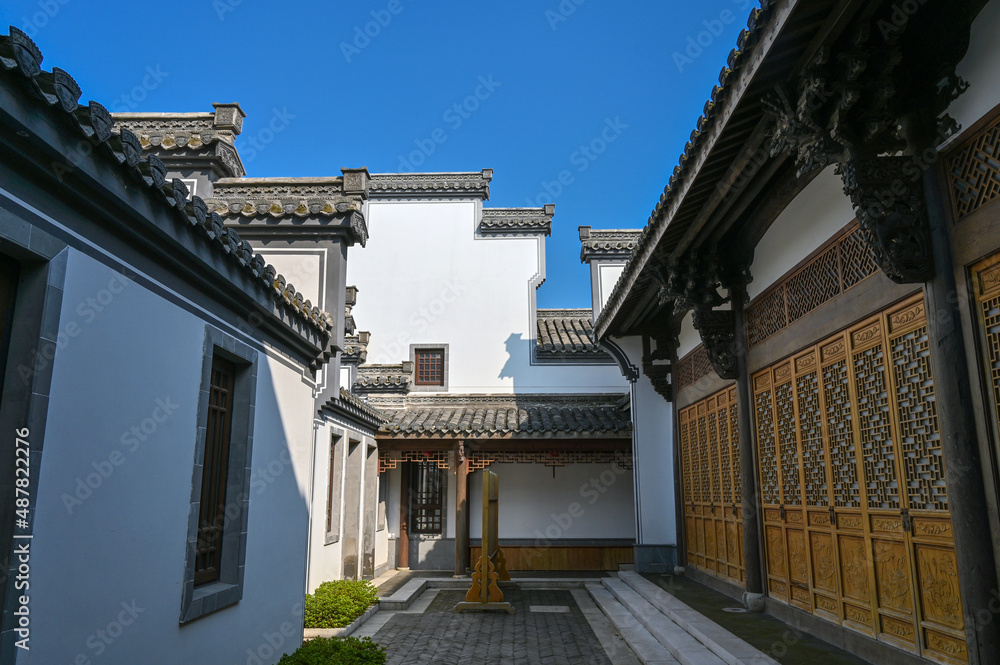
xmin=409 ymin=344 xmax=449 ymax=392
xmin=180 ymin=326 xmax=258 ymax=624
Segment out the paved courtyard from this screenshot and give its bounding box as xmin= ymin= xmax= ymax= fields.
xmin=367 ymin=587 xmax=638 ymax=665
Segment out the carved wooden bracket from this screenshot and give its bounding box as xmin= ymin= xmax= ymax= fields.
xmin=641 ymin=334 xmax=674 ymax=402
xmin=761 ymin=6 xmax=976 ymax=285
xmin=692 ymin=307 xmax=737 ymax=380
xmin=651 ymin=250 xmax=726 ymax=314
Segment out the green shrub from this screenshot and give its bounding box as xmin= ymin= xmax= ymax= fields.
xmin=304 ymin=580 xmax=379 ymax=628
xmin=278 ymin=636 xmax=386 ymax=665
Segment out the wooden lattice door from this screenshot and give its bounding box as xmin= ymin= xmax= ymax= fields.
xmin=679 ymin=386 xmax=744 ymax=584
xmin=753 ymin=294 xmax=966 ymax=664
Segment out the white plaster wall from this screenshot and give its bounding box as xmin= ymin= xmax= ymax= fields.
xmin=747 ymin=166 xmax=857 ymax=301
xmin=307 ymin=422 xmax=345 ymax=591
xmin=469 ymin=463 xmax=635 ymax=540
xmin=947 ymin=0 xmax=1000 ymax=142
xmin=594 ymin=262 xmax=626 ymax=317
xmin=349 ymin=199 xmax=627 ymax=394
xmin=676 ymin=312 xmax=701 ymax=359
xmin=25 ymin=250 xmax=316 ymax=665
xmin=257 ymin=249 xmax=326 ymax=308
xmin=614 ymin=336 xmax=676 ymax=545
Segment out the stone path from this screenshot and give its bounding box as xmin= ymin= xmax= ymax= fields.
xmin=371 ymin=587 xmax=633 ymax=665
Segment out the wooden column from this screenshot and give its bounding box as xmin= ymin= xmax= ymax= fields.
xmin=398 ymin=462 xmax=410 ymax=570
xmin=922 ymin=159 xmax=1000 ymax=665
xmin=455 ymin=442 xmax=470 ymax=576
xmin=732 ymin=285 xmax=765 ymax=611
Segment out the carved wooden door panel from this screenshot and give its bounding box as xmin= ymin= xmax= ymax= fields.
xmin=752 ymin=295 xmax=966 ymax=664
xmin=679 ymin=386 xmax=744 ymax=584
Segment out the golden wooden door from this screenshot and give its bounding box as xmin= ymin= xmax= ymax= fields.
xmin=679 ymin=386 xmax=744 ymax=584
xmin=753 ymin=295 xmax=966 ymax=664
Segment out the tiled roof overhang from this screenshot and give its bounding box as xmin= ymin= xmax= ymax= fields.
xmin=594 ymin=0 xmax=846 ymax=339
xmin=480 ymin=206 xmax=553 ymax=236
xmin=0 ymin=27 xmax=335 ymax=363
xmin=322 ymin=388 xmax=388 ymax=431
xmin=579 ymin=227 xmax=642 ymax=263
xmin=209 ymin=173 xmax=369 ymax=246
xmin=368 ymin=170 xmax=492 ymax=200
xmin=536 ymin=309 xmax=613 ymax=362
xmin=375 ymin=394 xmax=631 ymax=440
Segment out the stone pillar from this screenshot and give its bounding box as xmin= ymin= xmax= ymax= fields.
xmin=922 ymin=163 xmax=1000 ymax=665
xmin=455 ymin=442 xmax=470 ymax=577
xmin=398 ymin=463 xmax=410 ymax=570
xmin=732 ymin=285 xmax=765 ymax=612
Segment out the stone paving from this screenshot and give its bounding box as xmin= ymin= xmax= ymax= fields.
xmin=371 ymin=588 xmax=622 ymax=665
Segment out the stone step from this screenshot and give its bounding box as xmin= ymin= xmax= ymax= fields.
xmin=603 ymin=578 xmax=727 ymax=665
xmin=617 ymin=572 xmax=780 ymax=665
xmin=586 ymin=583 xmax=680 ymax=665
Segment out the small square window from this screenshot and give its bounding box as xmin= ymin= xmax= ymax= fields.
xmin=415 ymin=349 xmax=444 ymax=386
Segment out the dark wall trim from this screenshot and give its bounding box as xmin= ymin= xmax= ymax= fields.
xmin=179 ymin=326 xmax=258 ymax=624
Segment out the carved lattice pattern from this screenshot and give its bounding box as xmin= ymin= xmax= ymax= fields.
xmin=677 ymin=344 xmax=713 ymax=389
xmin=679 ymin=386 xmax=743 ymax=583
xmin=379 ymin=450 xmax=452 ymax=473
xmin=709 ymin=412 xmax=721 ymax=504
xmin=840 ymin=229 xmax=879 ymax=289
xmin=719 ymin=405 xmax=732 ymax=504
xmin=853 ymin=343 xmax=900 ymax=511
xmin=776 ymin=381 xmax=801 ymax=506
xmin=797 ymin=371 xmax=827 ymax=506
xmin=824 ymin=360 xmax=861 ymax=508
xmin=753 ymin=298 xmax=964 ymax=659
xmin=890 ymin=326 xmax=948 ymax=511
xmin=730 ymin=401 xmax=742 ymax=502
xmin=746 ymin=226 xmax=878 ymax=346
xmin=787 ymin=248 xmax=841 ymax=322
xmin=755 ymin=388 xmax=780 ymax=505
xmin=948 ymin=118 xmax=1000 ymax=219
xmin=465 ymin=450 xmax=632 ymax=471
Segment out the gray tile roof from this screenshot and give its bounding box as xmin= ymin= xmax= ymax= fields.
xmin=369 ymin=170 xmax=492 ymax=199
xmin=536 ymin=309 xmax=611 ymax=361
xmin=342 ymin=332 xmax=369 ymax=365
xmin=354 ymin=363 xmax=412 ymax=393
xmin=376 ymin=394 xmax=631 ymax=439
xmin=113 ymin=104 xmax=246 ymax=177
xmin=578 ymin=227 xmax=643 ymax=263
xmin=480 ymin=206 xmax=554 ymax=236
xmin=0 ymin=28 xmax=334 ymax=337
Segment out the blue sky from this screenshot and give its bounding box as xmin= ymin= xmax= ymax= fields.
xmin=1 ymin=0 xmax=752 ymax=308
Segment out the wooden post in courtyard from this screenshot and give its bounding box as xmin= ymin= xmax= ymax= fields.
xmin=454 ymin=470 xmax=513 ymax=614
xmin=398 ymin=462 xmax=410 ymax=570
xmin=455 ymin=442 xmax=470 ymax=577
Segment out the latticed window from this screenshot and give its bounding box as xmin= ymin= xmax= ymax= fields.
xmin=195 ymin=355 xmax=235 ymax=585
xmin=415 ymin=349 xmax=444 ymax=385
xmin=410 ymin=462 xmax=444 ymax=534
